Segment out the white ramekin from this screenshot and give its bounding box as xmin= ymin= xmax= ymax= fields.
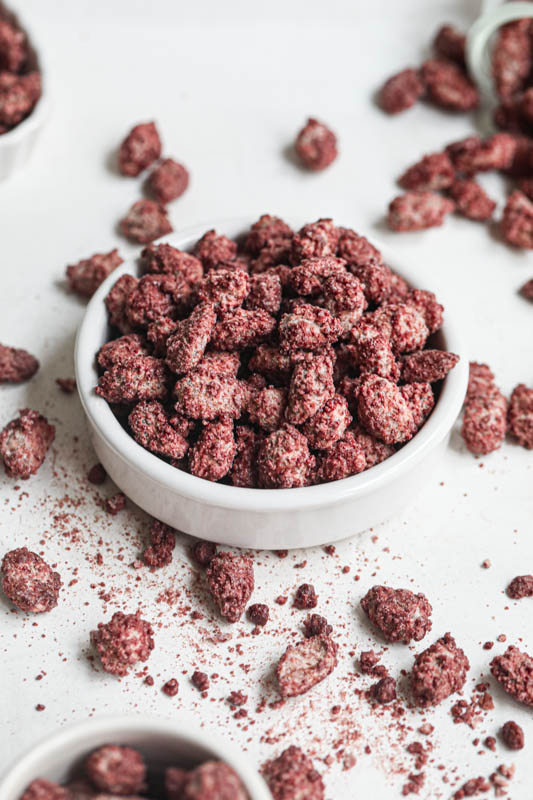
xmin=0 ymin=3 xmax=49 ymax=181
xmin=75 ymin=219 xmax=469 ymax=550
xmin=466 ymin=1 xmax=533 ymax=105
xmin=0 ymin=715 xmax=271 ymax=800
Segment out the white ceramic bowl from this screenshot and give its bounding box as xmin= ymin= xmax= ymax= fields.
xmin=0 ymin=715 xmax=271 ymax=800
xmin=75 ymin=219 xmax=468 ymax=550
xmin=0 ymin=3 xmax=49 ymax=181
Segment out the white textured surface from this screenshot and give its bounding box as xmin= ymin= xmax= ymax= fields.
xmin=0 ymin=0 xmax=532 ymax=797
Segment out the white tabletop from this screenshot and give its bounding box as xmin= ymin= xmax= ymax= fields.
xmin=1 ymin=1 xmax=532 ymax=797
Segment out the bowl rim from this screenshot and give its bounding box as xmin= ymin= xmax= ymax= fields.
xmin=0 ymin=714 xmax=271 ymax=799
xmin=0 ymin=2 xmax=50 ymax=146
xmin=75 ymin=217 xmax=469 ymax=514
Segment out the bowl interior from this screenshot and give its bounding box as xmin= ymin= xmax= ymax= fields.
xmin=75 ymin=218 xmax=469 ymax=514
xmin=0 ymin=717 xmax=270 ymax=799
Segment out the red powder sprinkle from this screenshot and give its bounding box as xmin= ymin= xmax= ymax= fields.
xmin=35 ymin=703 xmax=45 ymax=711
xmin=55 ymin=378 xmax=76 ymax=394
xmin=104 ymin=493 xmax=126 ymax=515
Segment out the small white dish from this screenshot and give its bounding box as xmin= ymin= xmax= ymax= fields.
xmin=0 ymin=3 xmax=50 ymax=181
xmin=466 ymin=1 xmax=533 ymax=105
xmin=0 ymin=715 xmax=271 ymax=800
xmin=75 ymin=218 xmax=469 ymax=550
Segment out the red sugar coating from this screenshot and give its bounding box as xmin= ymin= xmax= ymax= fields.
xmin=143 ymin=519 xmax=176 ymax=568
xmin=245 ymin=272 xmax=282 ymax=316
xmin=372 ymin=676 xmax=397 ymax=704
xmin=501 ymin=720 xmax=524 ymax=750
xmin=492 ymin=19 xmax=532 ymax=102
xmin=66 ymin=249 xmax=123 ymax=298
xmin=401 ymin=349 xmax=459 ymax=383
xmin=0 ymin=17 xmax=27 ymax=72
xmin=166 ymin=767 xmax=189 ymax=800
xmin=290 ymin=256 xmax=346 ymax=297
xmin=400 ymin=382 xmax=435 ymax=427
xmin=247 ymin=384 xmax=287 ymax=432
xmin=165 ymin=302 xmax=217 ymax=374
xmin=182 ymin=761 xmax=248 ymax=800
xmin=452 ymin=776 xmax=490 ymax=799
xmin=192 ymin=540 xmax=217 ymax=568
xmin=119 ymin=122 xmax=161 ymax=177
xmin=286 ymin=351 xmax=335 ymax=425
xmin=196 ymin=351 xmax=240 ymax=378
xmin=85 ymin=745 xmax=146 ymax=795
xmin=258 ymin=424 xmax=315 ymax=488
xmin=126 ymin=273 xmax=185 ymax=329
xmin=351 ymin=424 xmax=394 ymax=468
xmin=162 ymin=678 xmax=179 ymax=697
xmin=197 ymin=269 xmax=250 ymax=313
xmin=388 ymin=191 xmax=455 ymax=232
xmin=206 ymin=552 xmax=254 ymax=623
xmin=520 ymin=178 xmax=533 ymax=202
xmin=97 ymin=334 xmax=149 ymax=371
xmin=295 ymin=117 xmax=337 ymax=171
xmin=433 ymin=24 xmax=466 ymax=65
xmin=263 ymin=746 xmax=325 ymax=800
xmin=388 ymin=272 xmax=410 ymax=303
xmin=248 ymin=345 xmax=291 ymax=383
xmin=380 ymin=68 xmax=425 ymax=114
xmin=350 ymin=324 xmax=397 ymax=380
xmin=141 ymin=243 xmax=203 ymax=286
xmin=120 ymin=199 xmax=172 ymax=244
xmin=337 ymin=227 xmax=382 ymax=268
xmin=194 ymin=230 xmax=237 ymax=271
xmin=87 ymin=463 xmax=106 ymax=485
xmin=174 ymin=369 xmax=246 ymax=420
xmin=490 ymin=645 xmax=533 ymax=706
xmin=230 ymin=425 xmax=260 ymax=487
xmin=279 ymin=303 xmax=342 ymax=353
xmin=501 ymin=190 xmax=533 ymax=248
xmin=55 ymin=377 xmax=76 ymax=394
xmin=520 ymin=277 xmax=533 ymax=301
xmin=507 ymin=574 xmax=533 ymax=599
xmin=446 ymin=133 xmax=517 ymax=173
xmin=361 ymin=585 xmax=432 ymax=644
xmin=320 ymin=272 xmax=367 ymax=336
xmin=291 ymin=219 xmax=339 ymax=263
xmin=357 ymin=374 xmax=416 ymax=444
xmin=408 ymin=289 xmax=443 ymax=335
xmin=129 ymin=400 xmax=189 ymax=459
xmin=303 ymin=613 xmax=332 ymax=638
xmin=276 ymin=634 xmax=338 ymax=697
xmin=191 ymin=670 xmax=210 ymax=691
xmin=420 ymin=58 xmax=478 ymax=111
xmin=189 ymin=416 xmax=236 ymax=482
xmin=318 ymin=431 xmax=367 ymax=482
xmin=0 ymin=408 xmax=55 ymax=479
xmin=462 ymin=387 xmax=508 ymax=455
xmin=0 ymin=343 xmax=39 ymax=383
xmin=0 ymin=71 xmax=41 ymax=127
xmin=90 ymin=611 xmax=154 ymax=676
xmin=245 ymin=214 xmax=293 ymax=255
xmin=105 ymin=492 xmax=126 ymax=515
xmin=211 ymin=307 xmax=276 ymax=351
xmin=466 ymin=361 xmax=495 ymax=402
xmin=411 ymin=632 xmax=469 ymax=707
xmin=302 ymin=394 xmax=352 ymax=450
xmin=399 ymin=152 xmax=455 ymax=192
xmin=293 ymin=583 xmax=318 ymax=610
xmin=248 ymin=603 xmax=269 ymax=626
xmin=1 ymin=547 xmax=61 ymax=613
xmin=147 ymin=158 xmax=189 ymax=204
xmin=105 ymin=274 xmax=138 ymax=333
xmin=96 ymin=356 xmax=168 ymax=404
xmin=19 ymin=779 xmax=69 ymax=800
xmin=448 ymin=179 xmax=496 ymax=221
xmin=508 ymin=383 xmax=533 ymax=448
